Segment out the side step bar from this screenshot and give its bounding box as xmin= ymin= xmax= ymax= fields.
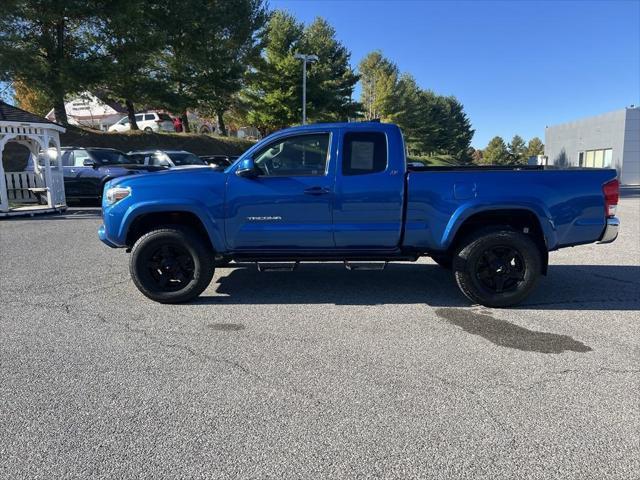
xmin=256 ymin=261 xmax=299 ymax=272
xmin=255 ymin=260 xmax=389 ymax=272
xmin=344 ymin=261 xmax=388 ymax=271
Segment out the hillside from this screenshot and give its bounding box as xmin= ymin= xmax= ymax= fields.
xmin=2 ymin=126 xmax=255 ymax=171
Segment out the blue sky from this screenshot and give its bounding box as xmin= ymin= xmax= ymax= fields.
xmin=2 ymin=1 xmax=638 ymax=147
xmin=272 ymin=0 xmax=640 ymax=147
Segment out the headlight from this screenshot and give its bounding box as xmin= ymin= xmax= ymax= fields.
xmin=105 ymin=186 xmax=131 ymax=205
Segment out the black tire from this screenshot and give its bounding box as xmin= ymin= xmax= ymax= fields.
xmin=130 ymin=227 xmax=215 ymax=303
xmin=431 ymin=253 xmax=452 ymax=269
xmin=144 ymin=127 xmax=153 ymax=133
xmin=453 ymin=228 xmax=541 ymax=308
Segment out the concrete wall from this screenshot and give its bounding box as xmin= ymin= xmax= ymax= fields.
xmin=545 ymin=107 xmax=640 ymax=185
xmin=621 ymin=107 xmax=640 ymax=185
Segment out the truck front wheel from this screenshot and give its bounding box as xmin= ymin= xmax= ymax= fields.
xmin=130 ymin=227 xmax=215 ymax=303
xmin=453 ymin=228 xmax=541 ymax=308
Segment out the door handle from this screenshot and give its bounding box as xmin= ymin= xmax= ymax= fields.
xmin=304 ymin=186 xmax=331 ymax=195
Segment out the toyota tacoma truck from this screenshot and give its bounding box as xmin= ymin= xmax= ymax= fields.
xmin=99 ymin=122 xmax=620 ymax=307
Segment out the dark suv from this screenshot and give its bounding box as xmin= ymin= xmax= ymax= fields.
xmin=33 ymin=147 xmax=158 ymax=202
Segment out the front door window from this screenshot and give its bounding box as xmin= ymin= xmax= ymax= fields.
xmin=254 ymin=133 xmax=330 ymax=177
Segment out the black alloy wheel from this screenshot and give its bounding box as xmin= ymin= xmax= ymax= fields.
xmin=130 ymin=227 xmax=215 ymax=303
xmin=453 ymin=228 xmax=541 ymax=307
xmin=145 ymin=243 xmax=195 ymax=291
xmin=474 ymin=245 xmax=526 ymax=294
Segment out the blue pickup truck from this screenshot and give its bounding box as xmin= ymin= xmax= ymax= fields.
xmin=99 ymin=122 xmax=619 ymax=307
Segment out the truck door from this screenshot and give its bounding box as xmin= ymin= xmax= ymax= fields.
xmin=70 ymin=149 xmax=101 ymax=198
xmin=59 ymin=150 xmax=80 ymax=197
xmin=333 ymin=130 xmax=405 ymax=248
xmin=225 ymin=132 xmax=336 ymax=250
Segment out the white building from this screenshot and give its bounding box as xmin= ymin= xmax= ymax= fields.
xmin=45 ymin=92 xmax=127 ymax=131
xmin=545 ymin=106 xmax=640 ymax=185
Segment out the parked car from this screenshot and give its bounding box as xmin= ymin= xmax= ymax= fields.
xmin=99 ymin=121 xmax=619 ymax=307
xmin=33 ymin=147 xmax=159 ymax=202
xmin=108 ymin=112 xmax=174 ymax=133
xmin=199 ymin=155 xmax=238 ymax=169
xmin=127 ymin=150 xmax=207 ymax=168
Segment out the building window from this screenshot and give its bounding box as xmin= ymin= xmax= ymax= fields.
xmin=584 ymin=148 xmax=612 ymax=168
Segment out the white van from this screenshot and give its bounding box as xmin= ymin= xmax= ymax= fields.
xmin=109 ymin=112 xmax=174 ymax=133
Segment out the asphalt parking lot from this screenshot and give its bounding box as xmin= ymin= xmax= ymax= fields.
xmin=1 ymin=190 xmax=639 ymax=479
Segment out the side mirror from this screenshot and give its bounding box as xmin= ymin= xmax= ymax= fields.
xmin=236 ymin=158 xmax=258 ymax=178
xmin=83 ymin=158 xmax=97 ymax=168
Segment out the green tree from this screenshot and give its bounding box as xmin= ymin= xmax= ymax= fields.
xmin=0 ymin=0 xmax=108 ymax=124
xmin=192 ymin=0 xmax=268 ymax=135
xmin=99 ymin=0 xmax=170 ymax=130
xmin=387 ymin=75 xmax=474 ymax=162
xmin=242 ymin=11 xmax=358 ymax=134
xmin=526 ymin=137 xmax=544 ymax=158
xmin=299 ymin=17 xmax=359 ymax=122
xmin=482 ymin=136 xmax=510 ymax=165
xmin=358 ymin=51 xmax=398 ymax=120
xmin=440 ymin=95 xmax=474 ymax=163
xmin=153 ymin=0 xmax=267 ymax=132
xmin=508 ymin=134 xmax=527 ymax=164
xmin=243 ymin=11 xmax=304 ymax=134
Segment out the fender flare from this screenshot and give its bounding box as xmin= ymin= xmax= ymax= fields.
xmin=440 ymin=201 xmax=557 ymax=251
xmin=118 ymin=199 xmax=225 ymax=252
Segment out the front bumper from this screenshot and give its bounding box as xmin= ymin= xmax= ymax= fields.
xmin=98 ymin=224 xmax=119 ymax=248
xmin=598 ymin=217 xmax=619 ymax=244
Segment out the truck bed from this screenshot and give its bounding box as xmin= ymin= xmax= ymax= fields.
xmin=404 ymin=167 xmax=617 ymax=251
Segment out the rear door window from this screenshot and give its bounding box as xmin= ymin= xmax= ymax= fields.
xmin=73 ymin=150 xmax=91 ymax=166
xmin=145 ymin=114 xmax=155 ymax=120
xmin=342 ymin=132 xmax=387 ymax=175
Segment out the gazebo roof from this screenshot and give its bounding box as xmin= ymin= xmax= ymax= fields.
xmin=0 ymin=101 xmax=65 ymax=131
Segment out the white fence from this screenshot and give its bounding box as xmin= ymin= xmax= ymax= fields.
xmin=3 ymin=170 xmax=66 ymax=206
xmin=4 ymin=172 xmax=43 ymax=203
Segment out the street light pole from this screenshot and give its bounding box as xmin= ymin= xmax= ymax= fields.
xmin=294 ymin=53 xmax=318 ymax=124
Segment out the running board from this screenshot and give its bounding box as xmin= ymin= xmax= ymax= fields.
xmin=256 ymin=261 xmax=299 ymax=272
xmin=344 ymin=261 xmax=388 ymax=271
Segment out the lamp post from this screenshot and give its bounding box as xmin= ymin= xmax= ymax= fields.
xmin=294 ymin=53 xmax=318 ymax=124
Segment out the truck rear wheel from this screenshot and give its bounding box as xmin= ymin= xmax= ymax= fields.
xmin=453 ymin=228 xmax=541 ymax=308
xmin=130 ymin=227 xmax=215 ymax=303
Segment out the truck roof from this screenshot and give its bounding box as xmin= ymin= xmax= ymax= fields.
xmin=281 ymin=121 xmax=392 ymax=133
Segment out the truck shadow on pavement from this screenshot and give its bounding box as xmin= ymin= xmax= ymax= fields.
xmin=434 ymin=307 xmax=593 ymax=353
xmin=198 ymin=263 xmax=640 ymax=311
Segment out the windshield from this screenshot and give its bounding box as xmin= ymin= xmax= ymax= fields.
xmin=167 ymin=152 xmax=205 ymax=166
xmin=90 ymin=150 xmax=132 ymax=165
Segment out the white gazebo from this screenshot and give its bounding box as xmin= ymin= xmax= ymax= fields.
xmin=0 ymin=101 xmax=67 ymax=217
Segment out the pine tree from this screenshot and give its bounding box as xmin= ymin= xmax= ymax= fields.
xmin=358 ymin=51 xmax=398 ymax=120
xmin=0 ymin=0 xmax=110 ymax=124
xmin=508 ymin=134 xmax=527 ymax=164
xmin=242 ymin=11 xmax=358 ymax=134
xmin=526 ymin=137 xmax=545 ymax=157
xmin=482 ymin=136 xmax=510 ymax=165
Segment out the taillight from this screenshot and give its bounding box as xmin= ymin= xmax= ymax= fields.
xmin=603 ymin=179 xmax=619 ymax=217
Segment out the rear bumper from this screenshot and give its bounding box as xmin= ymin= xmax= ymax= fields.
xmin=598 ymin=217 xmax=619 ymax=244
